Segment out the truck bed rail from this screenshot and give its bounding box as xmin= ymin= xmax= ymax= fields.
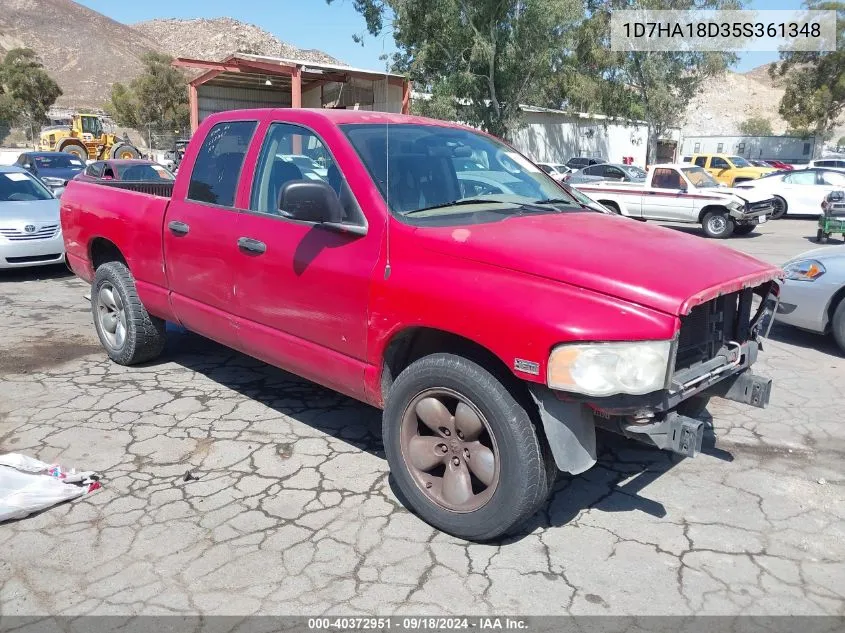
xmin=92 ymin=180 xmax=174 ymax=198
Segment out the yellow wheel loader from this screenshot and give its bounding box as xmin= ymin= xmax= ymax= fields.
xmin=38 ymin=113 xmax=140 ymax=161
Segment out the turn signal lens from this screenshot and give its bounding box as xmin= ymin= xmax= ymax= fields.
xmin=783 ymin=259 xmax=826 ymax=282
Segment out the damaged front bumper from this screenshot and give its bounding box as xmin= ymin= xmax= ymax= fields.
xmin=529 ymin=340 xmax=772 ymax=475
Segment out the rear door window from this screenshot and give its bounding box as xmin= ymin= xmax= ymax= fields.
xmin=785 ymin=171 xmax=817 ymax=185
xmin=711 ymin=157 xmax=730 ymax=169
xmin=188 ymin=120 xmax=257 ymax=207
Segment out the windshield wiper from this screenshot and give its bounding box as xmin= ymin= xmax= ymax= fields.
xmin=403 ymin=198 xmax=525 ymax=215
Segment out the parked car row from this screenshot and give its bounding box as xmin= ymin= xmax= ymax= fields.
xmin=1 ymin=153 xmax=176 ymax=270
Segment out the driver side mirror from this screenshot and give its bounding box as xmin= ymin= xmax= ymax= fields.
xmin=279 ymin=180 xmax=344 ymax=224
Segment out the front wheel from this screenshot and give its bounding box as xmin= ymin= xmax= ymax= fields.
xmin=816 ymin=229 xmax=829 ymax=243
xmin=702 ymin=210 xmax=735 ymax=239
xmin=92 ymin=262 xmax=166 ymax=365
xmin=832 ymin=299 xmax=845 ymax=354
xmin=770 ymin=196 xmax=788 ymax=219
xmin=383 ymin=353 xmax=556 ymax=541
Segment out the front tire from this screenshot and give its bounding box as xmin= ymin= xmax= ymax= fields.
xmin=832 ymin=299 xmax=845 ymax=354
xmin=92 ymin=261 xmax=166 ymax=365
xmin=383 ymin=353 xmax=555 ymax=541
xmin=770 ymin=196 xmax=788 ymax=219
xmin=702 ymin=210 xmax=735 ymax=239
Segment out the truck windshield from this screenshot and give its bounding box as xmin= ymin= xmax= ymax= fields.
xmin=342 ymin=123 xmax=585 ymax=222
xmin=682 ymin=166 xmax=721 ymax=188
xmin=729 ymin=156 xmax=752 ymax=168
xmin=0 ymin=171 xmax=54 ymax=202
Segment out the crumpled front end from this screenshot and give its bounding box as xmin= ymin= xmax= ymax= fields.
xmin=530 ymin=279 xmax=779 ymax=474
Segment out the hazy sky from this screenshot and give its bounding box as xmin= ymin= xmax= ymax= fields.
xmin=77 ymin=0 xmax=803 ymax=73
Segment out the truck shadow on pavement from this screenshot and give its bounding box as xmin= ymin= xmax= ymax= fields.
xmin=160 ymin=328 xmax=734 ymax=544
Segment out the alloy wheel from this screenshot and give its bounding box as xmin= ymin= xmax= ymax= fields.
xmin=96 ymin=282 xmax=127 ymax=350
xmin=399 ymin=388 xmax=499 ymax=512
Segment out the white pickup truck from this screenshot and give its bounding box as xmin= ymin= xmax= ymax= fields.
xmin=574 ymin=163 xmax=776 ymax=238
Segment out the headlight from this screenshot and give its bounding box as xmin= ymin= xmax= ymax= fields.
xmin=728 ymin=200 xmax=745 ymax=212
xmin=547 ymin=340 xmax=673 ymax=397
xmin=41 ymin=176 xmax=65 ymax=188
xmin=783 ymin=259 xmax=825 ymax=281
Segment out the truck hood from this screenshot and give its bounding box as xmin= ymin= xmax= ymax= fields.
xmin=718 ymin=186 xmax=774 ymax=203
xmin=415 ymin=212 xmax=780 ymax=316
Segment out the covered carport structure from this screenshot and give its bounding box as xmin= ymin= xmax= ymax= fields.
xmin=173 ymin=53 xmax=411 ymax=132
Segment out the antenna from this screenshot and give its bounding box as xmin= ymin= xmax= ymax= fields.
xmin=384 ymin=81 xmax=392 ymax=281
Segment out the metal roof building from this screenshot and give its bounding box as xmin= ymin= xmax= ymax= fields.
xmin=173 ymin=53 xmax=411 ymax=132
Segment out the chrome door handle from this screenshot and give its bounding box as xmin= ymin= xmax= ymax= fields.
xmin=237 ymin=237 xmax=266 ymax=254
xmin=168 ymin=221 xmax=190 ymax=236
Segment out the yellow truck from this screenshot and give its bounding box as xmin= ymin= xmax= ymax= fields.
xmin=690 ymin=153 xmax=775 ymax=187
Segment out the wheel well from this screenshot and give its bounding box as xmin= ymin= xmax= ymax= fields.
xmin=89 ymin=238 xmax=126 ymax=270
xmin=381 ymin=327 xmax=532 ymax=407
xmin=827 ymin=285 xmax=845 ymax=329
xmin=698 ymin=204 xmax=729 ymax=223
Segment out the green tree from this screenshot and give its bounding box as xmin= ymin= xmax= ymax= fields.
xmin=109 ymin=52 xmax=188 ymax=146
xmin=772 ymin=0 xmax=845 ymax=138
xmin=327 ymin=0 xmax=582 ymax=139
xmin=838 ymin=135 xmax=845 ymax=147
xmin=739 ymin=116 xmax=773 ymax=136
xmin=0 ymin=48 xmax=62 ymax=143
xmin=552 ymin=0 xmax=737 ymax=164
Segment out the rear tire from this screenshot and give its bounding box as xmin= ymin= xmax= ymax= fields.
xmin=61 ymin=143 xmax=88 ymax=161
xmin=702 ymin=210 xmax=735 ymax=239
xmin=383 ymin=353 xmax=556 ymax=541
xmin=92 ymin=261 xmax=166 ymax=365
xmin=770 ymin=196 xmax=788 ymax=219
xmin=832 ymin=299 xmax=845 ymax=354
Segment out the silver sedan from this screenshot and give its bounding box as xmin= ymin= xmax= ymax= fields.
xmin=0 ymin=166 xmax=65 ymax=270
xmin=776 ymin=245 xmax=845 ymax=352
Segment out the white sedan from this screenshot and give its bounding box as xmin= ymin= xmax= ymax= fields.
xmin=734 ymin=168 xmax=845 ymax=218
xmin=0 ymin=166 xmax=64 ymax=269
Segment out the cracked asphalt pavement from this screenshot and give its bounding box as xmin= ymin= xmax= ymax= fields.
xmin=1 ymin=218 xmax=843 ymax=617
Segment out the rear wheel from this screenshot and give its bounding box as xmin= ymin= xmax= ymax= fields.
xmin=702 ymin=210 xmax=735 ymax=239
xmin=770 ymin=196 xmax=788 ymax=219
xmin=383 ymin=353 xmax=556 ymax=541
xmin=61 ymin=143 xmax=88 ymax=161
xmin=92 ymin=261 xmax=166 ymax=365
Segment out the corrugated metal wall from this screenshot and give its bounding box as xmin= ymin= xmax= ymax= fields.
xmin=197 ymin=84 xmax=291 ymax=123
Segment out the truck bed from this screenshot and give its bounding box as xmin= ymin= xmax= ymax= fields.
xmin=60 ymin=179 xmax=171 ymax=293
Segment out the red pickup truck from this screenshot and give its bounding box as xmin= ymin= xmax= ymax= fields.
xmin=61 ymin=109 xmax=780 ymax=541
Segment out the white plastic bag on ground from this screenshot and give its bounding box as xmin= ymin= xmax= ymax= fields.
xmin=0 ymin=453 xmax=101 ymax=522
